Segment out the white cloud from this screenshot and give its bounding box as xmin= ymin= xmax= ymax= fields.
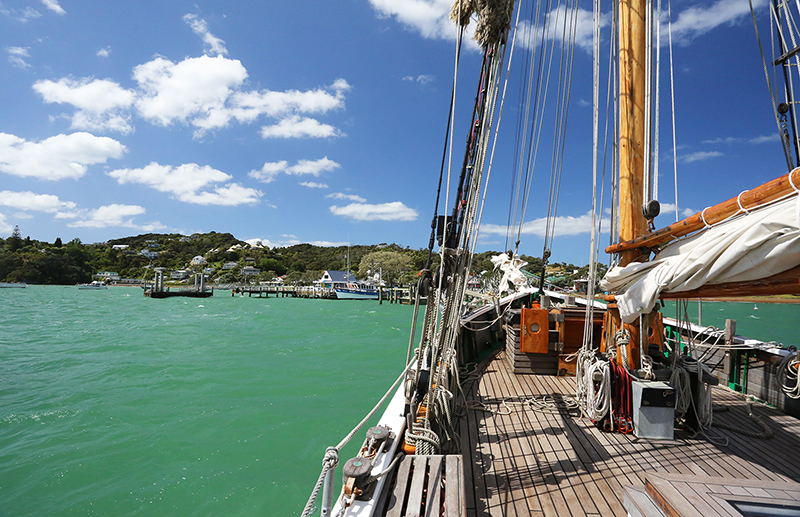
xmin=518 ymin=7 xmax=596 ymax=52
xmin=367 ymin=1 xmax=596 ymax=52
xmin=134 ymin=55 xmax=247 ymax=128
xmin=669 ymin=0 xmax=764 ymax=45
xmin=133 ymin=55 xmax=349 ymax=137
xmin=680 ymin=151 xmax=723 ymax=163
xmin=403 ymin=74 xmax=434 ymax=84
xmin=0 ymin=213 xmax=11 ymax=234
xmin=326 ymin=192 xmax=366 ymax=202
xmin=245 ymin=236 xmax=301 ymax=248
xmin=40 ymin=0 xmax=65 ymax=15
xmin=329 ymin=201 xmax=418 ymax=221
xmin=107 ymin=162 xmax=262 ymax=206
xmin=67 ymin=204 xmax=151 ymax=229
xmin=367 ymin=0 xmax=754 ymax=55
xmin=0 ymin=190 xmax=76 ymax=213
xmin=2 ymin=7 xmax=42 ymax=22
xmin=703 ymin=134 xmax=780 ymax=145
xmin=300 ymin=181 xmax=328 ymax=189
xmin=248 ymin=160 xmax=288 ymax=183
xmin=0 ymin=132 xmax=126 ymax=180
xmin=260 ymin=116 xmax=341 ymax=139
xmin=33 ymin=77 xmax=136 ymax=133
xmin=658 ymin=203 xmax=697 ymax=220
xmin=97 ymin=47 xmax=111 ymax=58
xmin=481 ymin=211 xmax=610 ymax=237
xmin=183 ymin=14 xmax=227 ymax=56
xmin=249 ymin=157 xmax=341 ymax=183
xmin=7 ymin=46 xmax=31 ymax=69
xmin=367 ymin=0 xmax=457 ymax=41
xmin=287 ymin=157 xmax=340 ymax=176
xmin=36 ymin=37 xmax=349 ymax=138
xmin=246 ymin=236 xmax=351 ymax=248
xmin=749 ymin=134 xmax=780 ymax=144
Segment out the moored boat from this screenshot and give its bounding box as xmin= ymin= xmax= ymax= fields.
xmin=77 ymin=280 xmax=108 ymax=290
xmin=334 ymin=283 xmax=379 ymax=300
xmin=0 ymin=282 xmax=26 ymax=288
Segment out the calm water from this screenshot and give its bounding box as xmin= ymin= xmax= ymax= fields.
xmin=0 ymin=287 xmax=413 ymax=516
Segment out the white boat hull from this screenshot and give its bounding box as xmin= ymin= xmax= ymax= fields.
xmin=335 ymin=288 xmax=378 ymax=300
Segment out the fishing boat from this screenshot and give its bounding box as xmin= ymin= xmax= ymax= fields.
xmin=319 ymin=270 xmax=379 ymax=300
xmin=334 ymin=282 xmax=380 ymax=300
xmin=301 ymin=1 xmax=800 ymax=516
xmin=77 ymin=280 xmax=108 ymax=290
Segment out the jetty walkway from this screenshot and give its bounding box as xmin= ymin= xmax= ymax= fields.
xmin=224 ymin=284 xmax=419 ymax=304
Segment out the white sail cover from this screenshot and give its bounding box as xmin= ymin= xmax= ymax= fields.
xmin=600 ymin=194 xmax=800 ymax=323
xmin=491 ymin=253 xmax=528 ymax=296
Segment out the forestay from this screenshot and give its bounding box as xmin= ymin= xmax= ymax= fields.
xmin=600 ymin=193 xmax=800 ymax=323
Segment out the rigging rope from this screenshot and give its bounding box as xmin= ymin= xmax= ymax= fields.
xmin=668 ymin=0 xmax=680 ymax=221
xmin=751 ymin=0 xmax=795 ymax=169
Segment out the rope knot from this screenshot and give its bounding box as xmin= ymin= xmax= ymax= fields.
xmin=323 ymin=447 xmax=339 ymax=469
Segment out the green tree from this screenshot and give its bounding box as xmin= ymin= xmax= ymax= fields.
xmin=357 ymin=250 xmax=413 ymax=286
xmin=54 ymin=237 xmax=63 ymax=248
xmin=7 ymin=225 xmax=22 ymax=253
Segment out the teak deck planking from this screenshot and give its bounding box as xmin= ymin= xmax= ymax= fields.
xmin=457 ymin=349 xmax=800 ymax=517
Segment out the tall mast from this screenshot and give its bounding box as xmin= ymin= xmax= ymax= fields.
xmin=618 ymin=0 xmax=648 ymax=267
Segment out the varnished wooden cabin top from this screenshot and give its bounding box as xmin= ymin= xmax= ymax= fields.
xmin=457 ymin=349 xmax=800 ymax=517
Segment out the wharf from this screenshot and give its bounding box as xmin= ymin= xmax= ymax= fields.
xmin=144 ymin=288 xmax=212 ymax=298
xmin=144 ymin=270 xmax=212 ymax=298
xmin=458 ymin=349 xmax=800 ymax=516
xmin=231 ymin=286 xmax=336 ymax=298
xmin=229 ymin=285 xmax=422 ymax=304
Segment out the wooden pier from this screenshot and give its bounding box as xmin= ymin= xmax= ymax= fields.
xmin=225 ymin=284 xmax=424 ymax=303
xmin=230 ymin=285 xmax=336 ymax=298
xmin=144 ymin=271 xmax=212 ymax=298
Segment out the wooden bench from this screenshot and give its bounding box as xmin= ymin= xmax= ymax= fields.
xmin=381 ymin=454 xmax=465 ymax=517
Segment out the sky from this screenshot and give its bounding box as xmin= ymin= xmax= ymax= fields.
xmin=0 ymin=0 xmax=792 ymax=265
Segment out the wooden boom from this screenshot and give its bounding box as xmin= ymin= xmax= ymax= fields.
xmin=658 ymin=265 xmax=800 ymax=299
xmin=606 ymin=167 xmax=800 ymax=254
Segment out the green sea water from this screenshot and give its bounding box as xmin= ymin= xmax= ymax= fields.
xmin=662 ymin=300 xmax=800 ymax=349
xmin=0 ymin=287 xmax=413 ymax=516
xmin=2 ymin=289 xmax=799 ymax=517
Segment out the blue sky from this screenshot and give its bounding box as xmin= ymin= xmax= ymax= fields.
xmin=0 ymin=0 xmax=790 ymax=265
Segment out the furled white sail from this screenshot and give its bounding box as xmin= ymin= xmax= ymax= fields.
xmin=600 ymin=194 xmax=800 ymax=323
xmin=491 ymin=253 xmax=529 ymax=296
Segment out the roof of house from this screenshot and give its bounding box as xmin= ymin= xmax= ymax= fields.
xmin=323 ymin=270 xmax=357 ymax=283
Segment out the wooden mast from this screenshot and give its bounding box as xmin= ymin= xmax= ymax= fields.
xmin=618 ymin=0 xmax=648 ymax=267
xmin=603 ymin=0 xmax=651 ymax=369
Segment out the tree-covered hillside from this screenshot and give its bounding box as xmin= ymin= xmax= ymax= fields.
xmin=0 ymin=228 xmax=436 ymax=285
xmin=0 ymin=227 xmax=594 ymax=287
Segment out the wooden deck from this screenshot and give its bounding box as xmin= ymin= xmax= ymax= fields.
xmin=458 ymin=349 xmax=800 ymax=516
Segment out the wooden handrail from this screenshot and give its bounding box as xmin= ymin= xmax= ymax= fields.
xmin=605 ymin=167 xmax=800 ymax=254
